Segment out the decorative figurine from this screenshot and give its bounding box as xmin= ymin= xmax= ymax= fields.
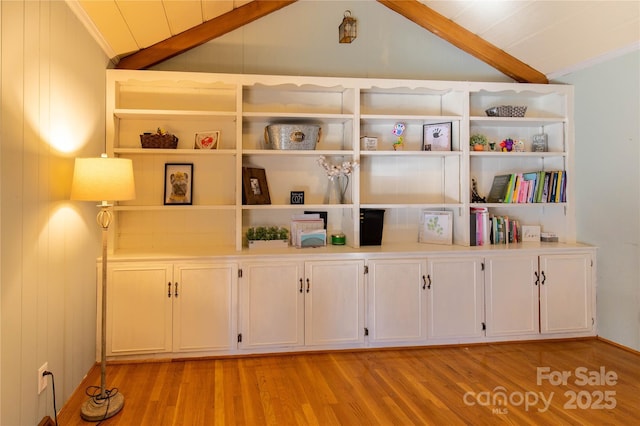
xmin=392 ymin=122 xmax=406 ymax=151
xmin=471 ymin=178 xmax=486 ymax=203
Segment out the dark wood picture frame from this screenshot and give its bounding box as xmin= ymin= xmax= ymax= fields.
xmin=423 ymin=122 xmax=452 ymax=151
xmin=164 ymin=163 xmax=193 ymax=205
xmin=242 ymin=167 xmax=271 ymax=205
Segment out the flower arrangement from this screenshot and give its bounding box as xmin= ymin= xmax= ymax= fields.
xmin=317 ymin=156 xmax=359 ymax=180
xmin=500 ymin=138 xmax=514 ymax=152
xmin=470 ymin=133 xmax=488 ymax=147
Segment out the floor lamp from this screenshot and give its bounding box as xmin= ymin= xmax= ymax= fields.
xmin=71 ymin=154 xmax=135 ymax=421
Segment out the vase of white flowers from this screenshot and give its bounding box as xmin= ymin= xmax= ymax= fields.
xmin=317 ymin=155 xmax=358 ymax=204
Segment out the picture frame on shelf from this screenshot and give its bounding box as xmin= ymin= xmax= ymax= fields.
xmin=164 ymin=163 xmax=193 ymax=205
xmin=194 ymin=130 xmax=220 ymax=149
xmin=418 ymin=210 xmax=453 ymax=244
xmin=532 ymin=133 xmax=548 ymax=152
xmin=242 ymin=167 xmax=271 ymax=205
xmin=423 ymin=122 xmax=452 ymax=151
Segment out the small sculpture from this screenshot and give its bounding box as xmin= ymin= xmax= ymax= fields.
xmin=471 ymin=178 xmax=486 ymax=203
xmin=392 ymin=122 xmax=406 ymax=150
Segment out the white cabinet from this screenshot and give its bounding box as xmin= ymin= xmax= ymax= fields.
xmin=485 ymin=255 xmax=540 ymax=337
xmin=426 ymin=257 xmax=485 ymax=340
xmin=238 ymin=259 xmax=365 ymax=350
xmin=485 ymin=252 xmax=594 ymax=337
xmin=539 ymin=253 xmax=593 ymax=334
xmin=366 ymin=258 xmax=428 ymax=345
xmin=238 ymin=261 xmax=305 ymax=349
xmin=106 ymin=262 xmax=237 ymax=357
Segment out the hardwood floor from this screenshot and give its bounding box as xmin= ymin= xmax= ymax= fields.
xmin=57 ymin=339 xmax=639 ymax=425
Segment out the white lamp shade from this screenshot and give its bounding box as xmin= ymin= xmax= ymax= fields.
xmin=71 ymin=156 xmax=136 ymax=202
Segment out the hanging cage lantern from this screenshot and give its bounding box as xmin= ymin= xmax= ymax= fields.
xmin=339 ymin=10 xmax=357 ymax=44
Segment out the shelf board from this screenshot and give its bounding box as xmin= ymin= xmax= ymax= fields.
xmin=360 ymin=114 xmax=462 ymax=123
xmin=361 ymin=150 xmax=462 ymax=157
xmin=114 ymin=148 xmax=237 ymax=155
xmin=470 ymin=116 xmax=565 ymax=127
xmin=242 ymin=149 xmax=354 ymax=156
xmin=360 ymin=203 xmax=464 ymax=209
xmin=114 ymin=108 xmax=237 ymax=120
xmin=114 ymin=205 xmax=236 ymax=212
xmin=242 ymin=112 xmax=353 ymax=123
xmin=469 ymin=151 xmax=566 ymax=158
xmin=242 ymin=203 xmax=353 ymax=210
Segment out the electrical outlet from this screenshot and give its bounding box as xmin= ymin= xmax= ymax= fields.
xmin=38 ymin=363 xmax=48 ymax=394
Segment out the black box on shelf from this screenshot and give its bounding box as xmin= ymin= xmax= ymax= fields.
xmin=360 ymin=209 xmax=385 ymax=246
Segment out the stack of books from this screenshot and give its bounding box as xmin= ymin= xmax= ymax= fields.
xmin=470 ymin=208 xmax=521 ymax=245
xmin=486 ymin=171 xmax=567 ymax=204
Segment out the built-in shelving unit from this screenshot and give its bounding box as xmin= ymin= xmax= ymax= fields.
xmin=106 ymin=71 xmax=575 ymax=254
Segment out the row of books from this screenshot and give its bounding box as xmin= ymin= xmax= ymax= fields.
xmin=486 ymin=170 xmax=566 ymax=204
xmin=470 ymin=208 xmax=521 ymax=246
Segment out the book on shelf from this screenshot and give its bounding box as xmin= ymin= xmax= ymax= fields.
xmin=470 ymin=207 xmax=489 ymax=246
xmin=484 ymin=170 xmax=567 ymax=204
xmin=488 ymin=214 xmax=521 ymax=244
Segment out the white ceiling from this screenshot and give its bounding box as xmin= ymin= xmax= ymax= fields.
xmin=68 ymin=0 xmax=640 ymax=79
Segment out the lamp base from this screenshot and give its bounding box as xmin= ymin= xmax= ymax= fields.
xmin=80 ymin=392 xmax=124 ymax=422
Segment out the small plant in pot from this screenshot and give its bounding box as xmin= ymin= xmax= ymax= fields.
xmin=470 ymin=134 xmax=488 ymax=151
xmin=246 ymin=226 xmax=289 ymax=249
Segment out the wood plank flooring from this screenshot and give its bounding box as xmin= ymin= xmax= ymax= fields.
xmin=57 ymin=339 xmax=640 ymax=425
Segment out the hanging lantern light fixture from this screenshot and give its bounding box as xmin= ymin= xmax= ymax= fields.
xmin=339 ymin=10 xmax=357 ymax=43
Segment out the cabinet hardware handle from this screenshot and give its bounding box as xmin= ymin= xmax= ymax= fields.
xmin=534 ymin=271 xmax=539 ymax=286
xmin=541 ymin=271 xmax=546 ymax=285
xmin=306 ymin=278 xmax=310 ymax=293
xmin=174 ymin=282 xmax=179 ymax=297
xmin=299 ymin=278 xmax=303 ymax=293
xmin=168 ymin=282 xmax=172 ymax=298
xmin=427 ymin=274 xmax=432 ymax=289
xmin=422 ymin=275 xmax=427 ymax=290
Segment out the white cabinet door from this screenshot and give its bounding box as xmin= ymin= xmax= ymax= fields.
xmin=485 ymin=255 xmax=539 ymax=337
xmin=107 ymin=264 xmax=173 ymax=356
xmin=367 ymin=258 xmax=428 ymax=345
xmin=305 ymin=260 xmax=365 ymax=346
xmin=426 ymin=257 xmax=484 ymax=340
xmin=173 ymin=263 xmax=237 ymax=353
xmin=239 ymin=261 xmax=305 ymax=349
xmin=540 ymin=253 xmax=593 ymax=334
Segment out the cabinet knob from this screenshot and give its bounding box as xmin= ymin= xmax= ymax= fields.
xmin=541 ymin=271 xmax=546 ymax=285
xmin=427 ymin=274 xmax=432 ymax=289
xmin=306 ymin=278 xmax=310 ymax=293
xmin=534 ymin=271 xmax=540 ymax=286
xmin=174 ymin=282 xmax=179 ymax=297
xmin=167 ymin=282 xmax=172 ymax=298
xmin=422 ymin=275 xmax=427 ymax=290
xmin=299 ymin=278 xmax=303 ymax=293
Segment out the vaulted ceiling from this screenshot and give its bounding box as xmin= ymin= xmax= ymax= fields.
xmin=68 ymin=0 xmax=640 ymax=83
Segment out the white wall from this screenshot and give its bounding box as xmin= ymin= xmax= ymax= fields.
xmin=557 ymin=51 xmax=640 ymax=351
xmin=0 ymin=1 xmax=109 ymax=424
xmin=153 ymin=0 xmax=508 ymax=82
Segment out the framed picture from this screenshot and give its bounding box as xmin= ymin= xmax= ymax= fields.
xmin=419 ymin=210 xmax=453 ymax=244
xmin=164 ymin=163 xmax=193 ymax=205
xmin=242 ymin=167 xmax=271 ymax=205
xmin=194 ymin=131 xmax=220 ymax=149
xmin=423 ymin=122 xmax=452 ymax=151
xmin=532 ymin=133 xmax=548 ymax=152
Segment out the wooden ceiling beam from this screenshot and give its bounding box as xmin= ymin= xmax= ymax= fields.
xmin=378 ymin=0 xmax=548 ymax=84
xmin=116 ymin=0 xmax=298 ymax=70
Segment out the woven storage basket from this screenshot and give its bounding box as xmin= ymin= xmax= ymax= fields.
xmin=140 ymin=133 xmax=179 ymax=149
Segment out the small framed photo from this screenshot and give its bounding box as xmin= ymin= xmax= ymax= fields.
xmin=194 ymin=131 xmax=220 ymax=149
xmin=522 ymin=225 xmax=541 ymax=242
xmin=290 ymin=191 xmax=305 ymax=204
xmin=419 ymin=210 xmax=453 ymax=244
xmin=164 ymin=163 xmax=193 ymax=205
xmin=242 ymin=167 xmax=271 ymax=205
xmin=423 ymin=122 xmax=452 ymax=151
xmin=532 ymin=133 xmax=548 ymax=152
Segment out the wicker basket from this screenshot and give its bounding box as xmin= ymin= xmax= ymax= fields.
xmin=485 ymin=105 xmax=527 ymax=117
xmin=140 ymin=133 xmax=179 ymax=149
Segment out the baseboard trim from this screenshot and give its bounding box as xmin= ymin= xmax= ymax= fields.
xmin=597 ymin=336 xmax=640 ymax=355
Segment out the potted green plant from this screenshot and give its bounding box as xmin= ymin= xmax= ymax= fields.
xmin=246 ymin=226 xmax=289 ymax=249
xmin=470 ymin=134 xmax=488 ymax=151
